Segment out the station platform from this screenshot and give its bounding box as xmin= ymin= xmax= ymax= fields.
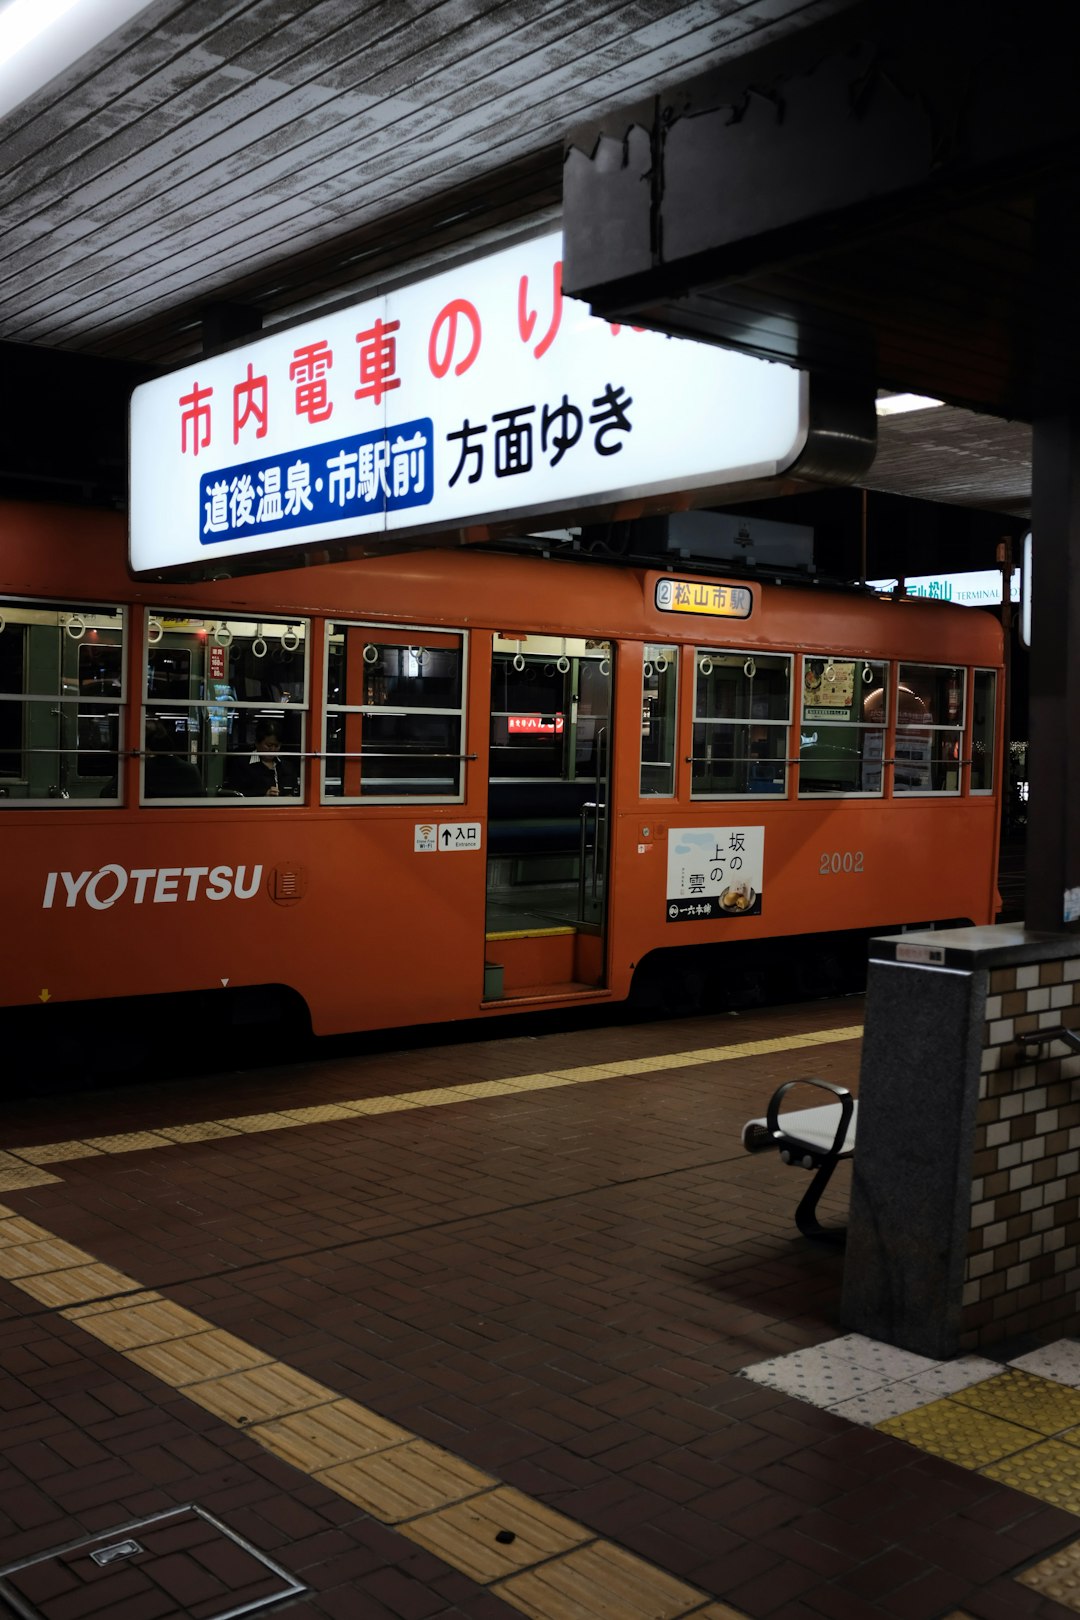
xmin=3 ymin=998 xmax=1080 ymax=1620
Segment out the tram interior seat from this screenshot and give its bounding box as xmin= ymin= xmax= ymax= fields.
xmin=487 ymin=780 xmax=595 ymax=885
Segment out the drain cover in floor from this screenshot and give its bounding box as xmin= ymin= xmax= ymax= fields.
xmin=0 ymin=1504 xmax=305 ymax=1620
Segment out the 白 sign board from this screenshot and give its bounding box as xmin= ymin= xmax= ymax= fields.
xmin=129 ymin=232 xmax=808 ymax=575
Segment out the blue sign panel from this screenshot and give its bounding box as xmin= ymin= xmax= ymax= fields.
xmin=199 ymin=418 xmax=434 ymax=545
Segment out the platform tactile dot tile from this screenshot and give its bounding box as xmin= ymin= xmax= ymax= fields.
xmin=878 ymin=1397 xmax=1038 ymax=1468
xmin=401 ymin=1486 xmax=592 ymax=1583
xmin=248 ymin=1399 xmax=413 ymax=1471
xmin=1016 ymin=1536 xmax=1080 ymax=1610
xmin=316 ymin=1440 xmax=495 ymax=1523
xmin=982 ymin=1438 xmax=1080 ymax=1513
xmin=339 ymin=1096 xmax=420 ymax=1114
xmin=13 ymin=1263 xmax=142 ymax=1306
xmin=952 ymin=1369 xmax=1080 ymax=1434
xmin=493 ymin=1539 xmax=706 ymax=1620
xmin=125 ymin=1328 xmax=276 ymax=1386
xmin=182 ymin=1362 xmax=337 ymax=1426
xmin=1011 ymin=1340 xmax=1080 ymax=1387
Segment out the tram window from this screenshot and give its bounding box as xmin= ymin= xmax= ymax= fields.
xmin=798 ymin=658 xmax=887 ymax=796
xmin=641 ymin=644 xmax=677 ymax=796
xmin=970 ymin=669 xmax=997 ymax=793
xmin=0 ymin=601 xmax=125 ymax=805
xmin=323 ymin=624 xmax=465 ymax=801
xmin=895 ymin=663 xmax=965 ymax=794
xmin=691 ymin=650 xmax=791 ymax=798
xmin=143 ymin=615 xmax=308 ymax=801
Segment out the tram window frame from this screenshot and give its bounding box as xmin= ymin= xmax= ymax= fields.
xmin=797 ymin=656 xmax=888 ymax=798
xmin=142 ymin=612 xmax=310 ymax=805
xmin=322 ymin=621 xmax=468 ymax=804
xmin=894 ymin=662 xmax=966 ymax=796
xmin=690 ymin=648 xmax=792 ymax=800
xmin=0 ymin=598 xmax=126 ymax=807
xmin=970 ymin=668 xmax=998 ymax=795
xmin=640 ymin=644 xmax=678 ymax=797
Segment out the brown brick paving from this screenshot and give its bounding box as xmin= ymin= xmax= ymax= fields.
xmin=3 ymin=999 xmax=1080 ymax=1619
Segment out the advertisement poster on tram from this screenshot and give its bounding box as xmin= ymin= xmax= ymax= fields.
xmin=129 ymin=232 xmax=807 ymax=574
xmin=666 ymin=827 xmax=764 ymax=922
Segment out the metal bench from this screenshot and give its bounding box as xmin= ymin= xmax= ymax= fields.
xmin=742 ymin=1077 xmax=857 ymax=1244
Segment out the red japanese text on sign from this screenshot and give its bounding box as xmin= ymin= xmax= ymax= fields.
xmin=291 ymin=341 xmax=334 ymax=423
xmin=429 ymin=299 xmax=482 ymax=378
xmin=179 ymin=382 xmax=213 ymax=456
xmin=355 ymin=318 xmax=401 ymax=405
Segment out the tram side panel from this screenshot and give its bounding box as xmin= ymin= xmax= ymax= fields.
xmin=14 ymin=808 xmax=488 ymax=1034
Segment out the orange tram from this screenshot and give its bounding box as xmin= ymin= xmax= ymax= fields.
xmin=1 ymin=500 xmax=1003 ymax=1067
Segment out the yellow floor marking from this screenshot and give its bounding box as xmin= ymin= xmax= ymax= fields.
xmin=0 ymin=1167 xmax=60 ymax=1191
xmin=12 ymin=1140 xmax=104 ymax=1163
xmin=280 ymin=1104 xmax=361 ymax=1123
xmin=402 ymin=1486 xmax=590 ymax=1583
xmin=688 ymin=1607 xmax=750 ymax=1619
xmin=14 ymin=1263 xmax=142 ymax=1307
xmin=0 ymin=1215 xmax=54 ymax=1247
xmin=879 ymin=1397 xmax=1045 ymax=1469
xmin=1 ymin=1024 xmax=862 ymax=1174
xmin=82 ymin=1131 xmax=176 ymax=1154
xmin=156 ymin=1122 xmax=240 ymax=1142
xmin=0 ymin=1237 xmax=96 ymax=1277
xmin=486 ymin=927 xmax=576 ymax=939
xmin=982 ymin=1438 xmax=1080 ymax=1514
xmin=0 ymin=1178 xmax=752 ymax=1620
xmin=951 ymin=1369 xmax=1080 ymax=1435
xmin=315 ymin=1440 xmax=496 ymax=1522
xmin=1017 ymin=1535 xmax=1080 ymax=1610
xmin=182 ymin=1362 xmax=339 ymax=1427
xmin=216 ymin=1111 xmax=307 ymax=1133
xmin=126 ymin=1328 xmax=276 ymax=1387
xmin=250 ymin=1400 xmax=412 ymax=1471
xmin=493 ymin=1537 xmax=705 ymax=1620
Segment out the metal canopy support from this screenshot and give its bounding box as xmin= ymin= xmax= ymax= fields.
xmin=1026 ymin=414 xmax=1080 ymax=931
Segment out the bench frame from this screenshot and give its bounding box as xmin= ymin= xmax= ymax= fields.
xmin=743 ymin=1077 xmax=856 ymax=1244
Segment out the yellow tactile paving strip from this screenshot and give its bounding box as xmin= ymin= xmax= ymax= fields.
xmin=1 ymin=1183 xmax=743 ymax=1620
xmin=1018 ymin=1537 xmax=1080 ymax=1612
xmin=0 ymin=1023 xmax=863 ymax=1174
xmin=0 ymin=1029 xmax=860 ymax=1619
xmin=879 ymin=1370 xmax=1080 ymax=1516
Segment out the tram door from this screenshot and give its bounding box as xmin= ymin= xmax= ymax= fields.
xmin=486 ymin=637 xmax=613 ymax=999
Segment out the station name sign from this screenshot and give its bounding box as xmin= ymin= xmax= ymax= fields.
xmin=129 ymin=232 xmax=808 ymax=575
xmin=655 ymin=579 xmax=753 ymax=618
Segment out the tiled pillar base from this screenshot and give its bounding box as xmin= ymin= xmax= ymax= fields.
xmin=841 ymin=925 xmax=1080 ymax=1359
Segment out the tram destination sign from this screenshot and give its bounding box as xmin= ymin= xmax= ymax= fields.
xmin=129 ymin=232 xmax=808 ymax=575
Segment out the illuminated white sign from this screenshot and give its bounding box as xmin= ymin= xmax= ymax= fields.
xmin=867 ymin=569 xmax=1020 ymax=607
xmin=129 ymin=232 xmax=807 ymax=574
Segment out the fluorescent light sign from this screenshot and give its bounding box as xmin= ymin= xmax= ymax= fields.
xmin=130 ymin=232 xmax=808 ymax=575
xmin=867 ymin=569 xmax=1020 ymax=607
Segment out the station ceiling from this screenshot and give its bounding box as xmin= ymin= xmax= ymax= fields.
xmin=0 ymin=0 xmax=1032 ymax=519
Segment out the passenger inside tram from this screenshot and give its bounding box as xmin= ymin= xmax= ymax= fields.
xmin=142 ymin=717 xmax=203 ymax=797
xmin=231 ymin=722 xmax=299 ymax=797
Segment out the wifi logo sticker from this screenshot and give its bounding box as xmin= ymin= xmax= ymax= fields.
xmin=414 ymin=824 xmax=438 ymax=852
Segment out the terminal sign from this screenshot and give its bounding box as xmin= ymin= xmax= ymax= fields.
xmin=655 ymin=579 xmax=753 ymax=619
xmin=129 ymin=232 xmax=808 ymax=575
